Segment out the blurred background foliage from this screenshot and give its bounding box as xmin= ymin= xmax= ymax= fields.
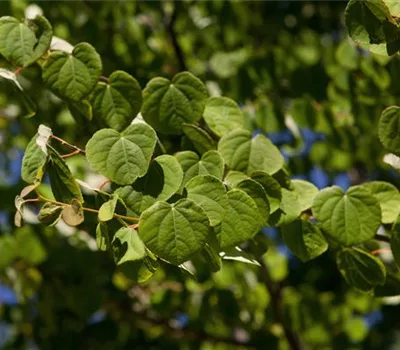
xmin=1 ymin=1 xmax=400 ymax=349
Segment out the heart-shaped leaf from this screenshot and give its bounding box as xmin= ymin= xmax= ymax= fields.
xmin=142 ymin=72 xmax=208 ymax=134
xmin=175 ymin=150 xmax=225 ymax=189
xmin=336 ymin=247 xmax=386 ymax=292
xmin=89 ymin=70 xmax=142 ymax=131
xmin=98 ymin=194 xmax=119 ymax=222
xmin=203 ymin=96 xmax=244 ymax=137
xmin=139 ymin=198 xmax=209 ymax=265
xmin=218 ymin=129 xmax=284 ymax=175
xmin=0 ymin=15 xmax=52 ymax=67
xmin=42 ymin=42 xmax=102 ymax=101
xmin=185 ymin=175 xmax=229 ymax=226
xmin=312 ymin=186 xmax=381 ymax=246
xmin=215 ymin=189 xmax=263 ymax=248
xmin=86 ymin=123 xmax=157 ymax=185
xmin=281 ymin=219 xmax=328 ymax=262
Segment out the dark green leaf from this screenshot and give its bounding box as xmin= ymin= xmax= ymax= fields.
xmin=337 ymin=247 xmax=386 ymax=292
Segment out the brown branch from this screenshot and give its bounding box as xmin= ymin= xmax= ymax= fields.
xmin=259 ymin=261 xmax=302 ymax=350
xmin=162 ymin=3 xmax=187 ymax=71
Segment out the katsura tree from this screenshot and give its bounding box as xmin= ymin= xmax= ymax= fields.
xmin=1 ymin=1 xmax=400 ymax=349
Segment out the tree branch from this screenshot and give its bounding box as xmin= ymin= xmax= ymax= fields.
xmin=259 ymin=261 xmax=302 ymax=350
xmin=162 ymin=3 xmax=187 ymax=71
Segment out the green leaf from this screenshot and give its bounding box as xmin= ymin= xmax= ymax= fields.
xmin=89 ymin=70 xmax=142 ymax=131
xmin=38 ymin=202 xmax=63 ymax=226
xmin=42 ymin=42 xmax=102 ymax=101
xmin=21 ymin=130 xmax=50 ymax=184
xmin=0 ymin=68 xmax=23 ymax=90
xmin=361 ymin=181 xmax=400 ymax=223
xmin=337 ymin=248 xmax=386 ymax=292
xmin=86 ymin=123 xmax=157 ymax=185
xmin=291 ymin=180 xmax=319 ymax=212
xmin=345 ymin=0 xmax=392 ymax=45
xmin=277 ymin=188 xmax=302 ymax=226
xmin=220 ymin=246 xmax=261 ymax=266
xmin=203 ymin=97 xmax=244 ymax=137
xmin=218 ymin=129 xmax=284 ymax=175
xmin=175 ymin=150 xmax=225 ymax=189
xmin=153 ymin=155 xmax=183 ymax=201
xmin=378 ymin=106 xmax=400 ymax=155
xmin=224 ymin=171 xmax=249 ymax=188
xmin=281 ymin=219 xmax=328 ymax=262
xmin=25 ymin=15 xmax=53 ymax=66
xmin=47 ymin=146 xmax=83 ymax=204
xmin=0 ymin=15 xmax=52 ymax=67
xmin=98 ymin=194 xmax=118 ymax=222
xmin=96 ymin=222 xmax=111 ymax=251
xmin=61 ymin=199 xmax=84 ymax=226
xmin=185 ymin=175 xmax=229 ymax=226
xmin=114 ymin=186 xmax=155 ymax=216
xmin=215 ymin=189 xmax=263 ymax=248
xmin=202 ymin=243 xmax=222 ymax=272
xmin=236 ymin=179 xmax=270 ymax=224
xmin=182 ymin=123 xmax=216 ymax=155
xmin=251 ymin=171 xmax=282 ymax=213
xmin=312 ymin=186 xmax=381 ymax=246
xmin=142 ymin=71 xmax=208 ymax=134
xmin=117 ymin=258 xmax=158 ymax=284
xmin=112 ymin=227 xmax=146 ymax=265
xmin=139 ymin=198 xmax=210 ymax=265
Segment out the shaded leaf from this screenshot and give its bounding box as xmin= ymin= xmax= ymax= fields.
xmin=379 ymin=106 xmax=400 ymax=155
xmin=182 ymin=123 xmax=215 ymax=154
xmin=337 ymin=248 xmax=386 ymax=292
xmin=47 ymin=146 xmax=83 ymax=204
xmin=281 ymin=219 xmax=328 ymax=262
xmin=38 ymin=202 xmax=63 ymax=226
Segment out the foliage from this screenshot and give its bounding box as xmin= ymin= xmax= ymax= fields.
xmin=1 ymin=1 xmax=400 ymax=349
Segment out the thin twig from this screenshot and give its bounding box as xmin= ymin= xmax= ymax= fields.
xmin=259 ymin=261 xmax=302 ymax=350
xmin=61 ymin=150 xmax=81 ymax=159
xmin=51 ymin=135 xmax=86 ymax=155
xmin=36 ymin=196 xmax=139 ymax=222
